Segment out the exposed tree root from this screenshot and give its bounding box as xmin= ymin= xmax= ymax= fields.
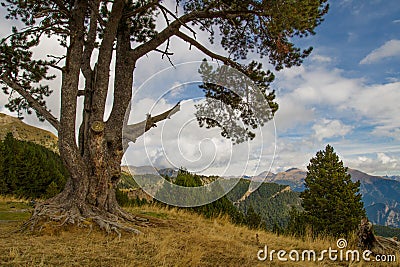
xmin=358 ymin=218 xmax=400 ymax=255
xmin=372 ymin=236 xmax=400 ymax=255
xmin=19 ymin=201 xmax=151 ymax=236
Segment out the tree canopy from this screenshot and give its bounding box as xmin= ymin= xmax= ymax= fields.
xmin=0 ymin=0 xmax=328 ymax=138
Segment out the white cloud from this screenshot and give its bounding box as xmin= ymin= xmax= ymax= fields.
xmin=311 ymin=54 xmax=333 ymax=63
xmin=347 ymin=32 xmax=358 ymax=42
xmin=360 ymin=39 xmax=400 ymax=64
xmin=124 ymin=97 xmax=277 ymax=176
xmin=272 ymin=62 xmax=400 ymax=174
xmin=274 ymin=94 xmax=315 ymax=131
xmin=377 ymin=152 xmax=397 ymax=165
xmin=372 ymin=126 xmax=400 ymax=141
xmin=312 ymin=119 xmax=353 ymax=141
xmin=352 ymin=82 xmax=400 ymax=137
xmin=344 ymin=152 xmax=399 ymax=175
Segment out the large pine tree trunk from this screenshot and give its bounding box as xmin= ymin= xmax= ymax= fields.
xmin=23 ymin=126 xmax=147 ymax=234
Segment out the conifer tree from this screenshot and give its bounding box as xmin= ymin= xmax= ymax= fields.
xmin=245 ymin=205 xmax=262 ymax=229
xmin=0 ymin=133 xmax=68 ymax=199
xmin=301 ymin=145 xmax=365 ymax=237
xmin=0 ymin=0 xmax=329 ymax=232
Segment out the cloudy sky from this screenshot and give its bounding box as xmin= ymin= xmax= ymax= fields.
xmin=1 ymin=0 xmax=399 ymax=176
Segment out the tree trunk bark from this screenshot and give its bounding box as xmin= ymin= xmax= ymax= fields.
xmin=22 ymin=129 xmax=148 ymax=235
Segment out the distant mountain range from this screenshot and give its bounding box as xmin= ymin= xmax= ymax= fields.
xmin=123 ymin=166 xmax=400 ymax=228
xmin=254 ymin=168 xmax=307 ymax=191
xmin=253 ymin=168 xmax=400 ymax=228
xmin=388 ymin=175 xmax=400 ymax=182
xmin=1 ymin=113 xmax=398 ymax=228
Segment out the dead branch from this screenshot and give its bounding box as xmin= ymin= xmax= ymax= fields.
xmin=123 ymin=102 xmax=180 ymax=143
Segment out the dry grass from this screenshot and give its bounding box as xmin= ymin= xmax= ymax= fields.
xmin=0 ymin=198 xmax=398 ymax=266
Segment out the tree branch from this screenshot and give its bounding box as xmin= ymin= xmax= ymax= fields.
xmin=49 ymin=0 xmax=71 ymax=18
xmin=157 ymin=4 xmax=197 ymax=37
xmin=0 ymin=76 xmax=60 ymax=131
xmin=90 ymin=0 xmax=125 ymax=122
xmin=131 ymin=9 xmax=258 ymax=61
xmin=105 ymin=17 xmax=134 ymax=146
xmin=175 ymin=31 xmax=248 ymax=74
xmin=123 ymin=0 xmax=160 ymax=18
xmin=81 ymin=0 xmax=100 ymax=81
xmin=47 ymin=63 xmax=64 ymax=72
xmin=58 ymin=0 xmax=88 ymax=166
xmin=123 ymin=102 xmax=180 ymax=143
xmin=88 ymin=1 xmax=107 ymax=28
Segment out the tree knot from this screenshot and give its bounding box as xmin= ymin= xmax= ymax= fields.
xmin=91 ymin=121 xmax=105 ymax=133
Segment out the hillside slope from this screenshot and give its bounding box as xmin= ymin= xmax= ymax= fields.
xmin=0 ymin=113 xmax=58 ymax=152
xmin=226 ymin=179 xmax=302 ymax=229
xmin=0 ymin=197 xmax=396 ymax=267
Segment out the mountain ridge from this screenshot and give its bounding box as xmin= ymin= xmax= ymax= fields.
xmin=2 ymin=113 xmax=398 ymax=228
xmin=124 ymin=165 xmax=400 ymax=228
xmin=0 ymin=113 xmax=58 ymax=152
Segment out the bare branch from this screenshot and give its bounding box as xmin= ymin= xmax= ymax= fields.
xmin=0 ymin=76 xmax=60 ymax=131
xmin=123 ymin=102 xmax=180 ymax=143
xmin=131 ymin=9 xmax=258 ymax=61
xmin=154 ymin=48 xmax=173 ymax=56
xmin=47 ymin=64 xmax=64 ymax=72
xmin=175 ymin=31 xmax=248 ymax=74
xmin=47 ymin=54 xmax=66 ymax=64
xmin=157 ymin=4 xmax=197 ymax=37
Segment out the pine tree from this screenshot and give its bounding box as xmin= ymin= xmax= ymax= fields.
xmin=245 ymin=205 xmax=262 ymax=229
xmin=300 ymin=145 xmax=365 ymax=237
xmin=0 ymin=0 xmax=329 ymax=232
xmin=0 ymin=133 xmax=68 ymax=199
xmin=2 ymin=132 xmax=19 ymax=194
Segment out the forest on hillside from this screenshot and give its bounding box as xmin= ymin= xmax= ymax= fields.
xmin=0 ymin=133 xmax=68 ymax=199
xmin=1 ymin=134 xmax=399 ymax=240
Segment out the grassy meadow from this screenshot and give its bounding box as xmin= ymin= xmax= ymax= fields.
xmin=0 ymin=196 xmax=398 ymax=267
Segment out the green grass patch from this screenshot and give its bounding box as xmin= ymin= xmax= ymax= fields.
xmin=0 ymin=201 xmax=31 ymax=212
xmin=0 ymin=199 xmax=32 ymax=221
xmin=0 ymin=211 xmax=31 ymax=221
xmin=140 ymin=211 xmax=169 ymax=219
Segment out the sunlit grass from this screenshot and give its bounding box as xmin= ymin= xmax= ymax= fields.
xmin=0 ymin=196 xmax=398 ymax=266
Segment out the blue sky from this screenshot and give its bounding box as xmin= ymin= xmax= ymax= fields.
xmin=297 ymin=0 xmax=400 ymax=84
xmin=270 ymin=0 xmax=400 ymax=175
xmin=1 ymin=0 xmax=399 ymax=176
